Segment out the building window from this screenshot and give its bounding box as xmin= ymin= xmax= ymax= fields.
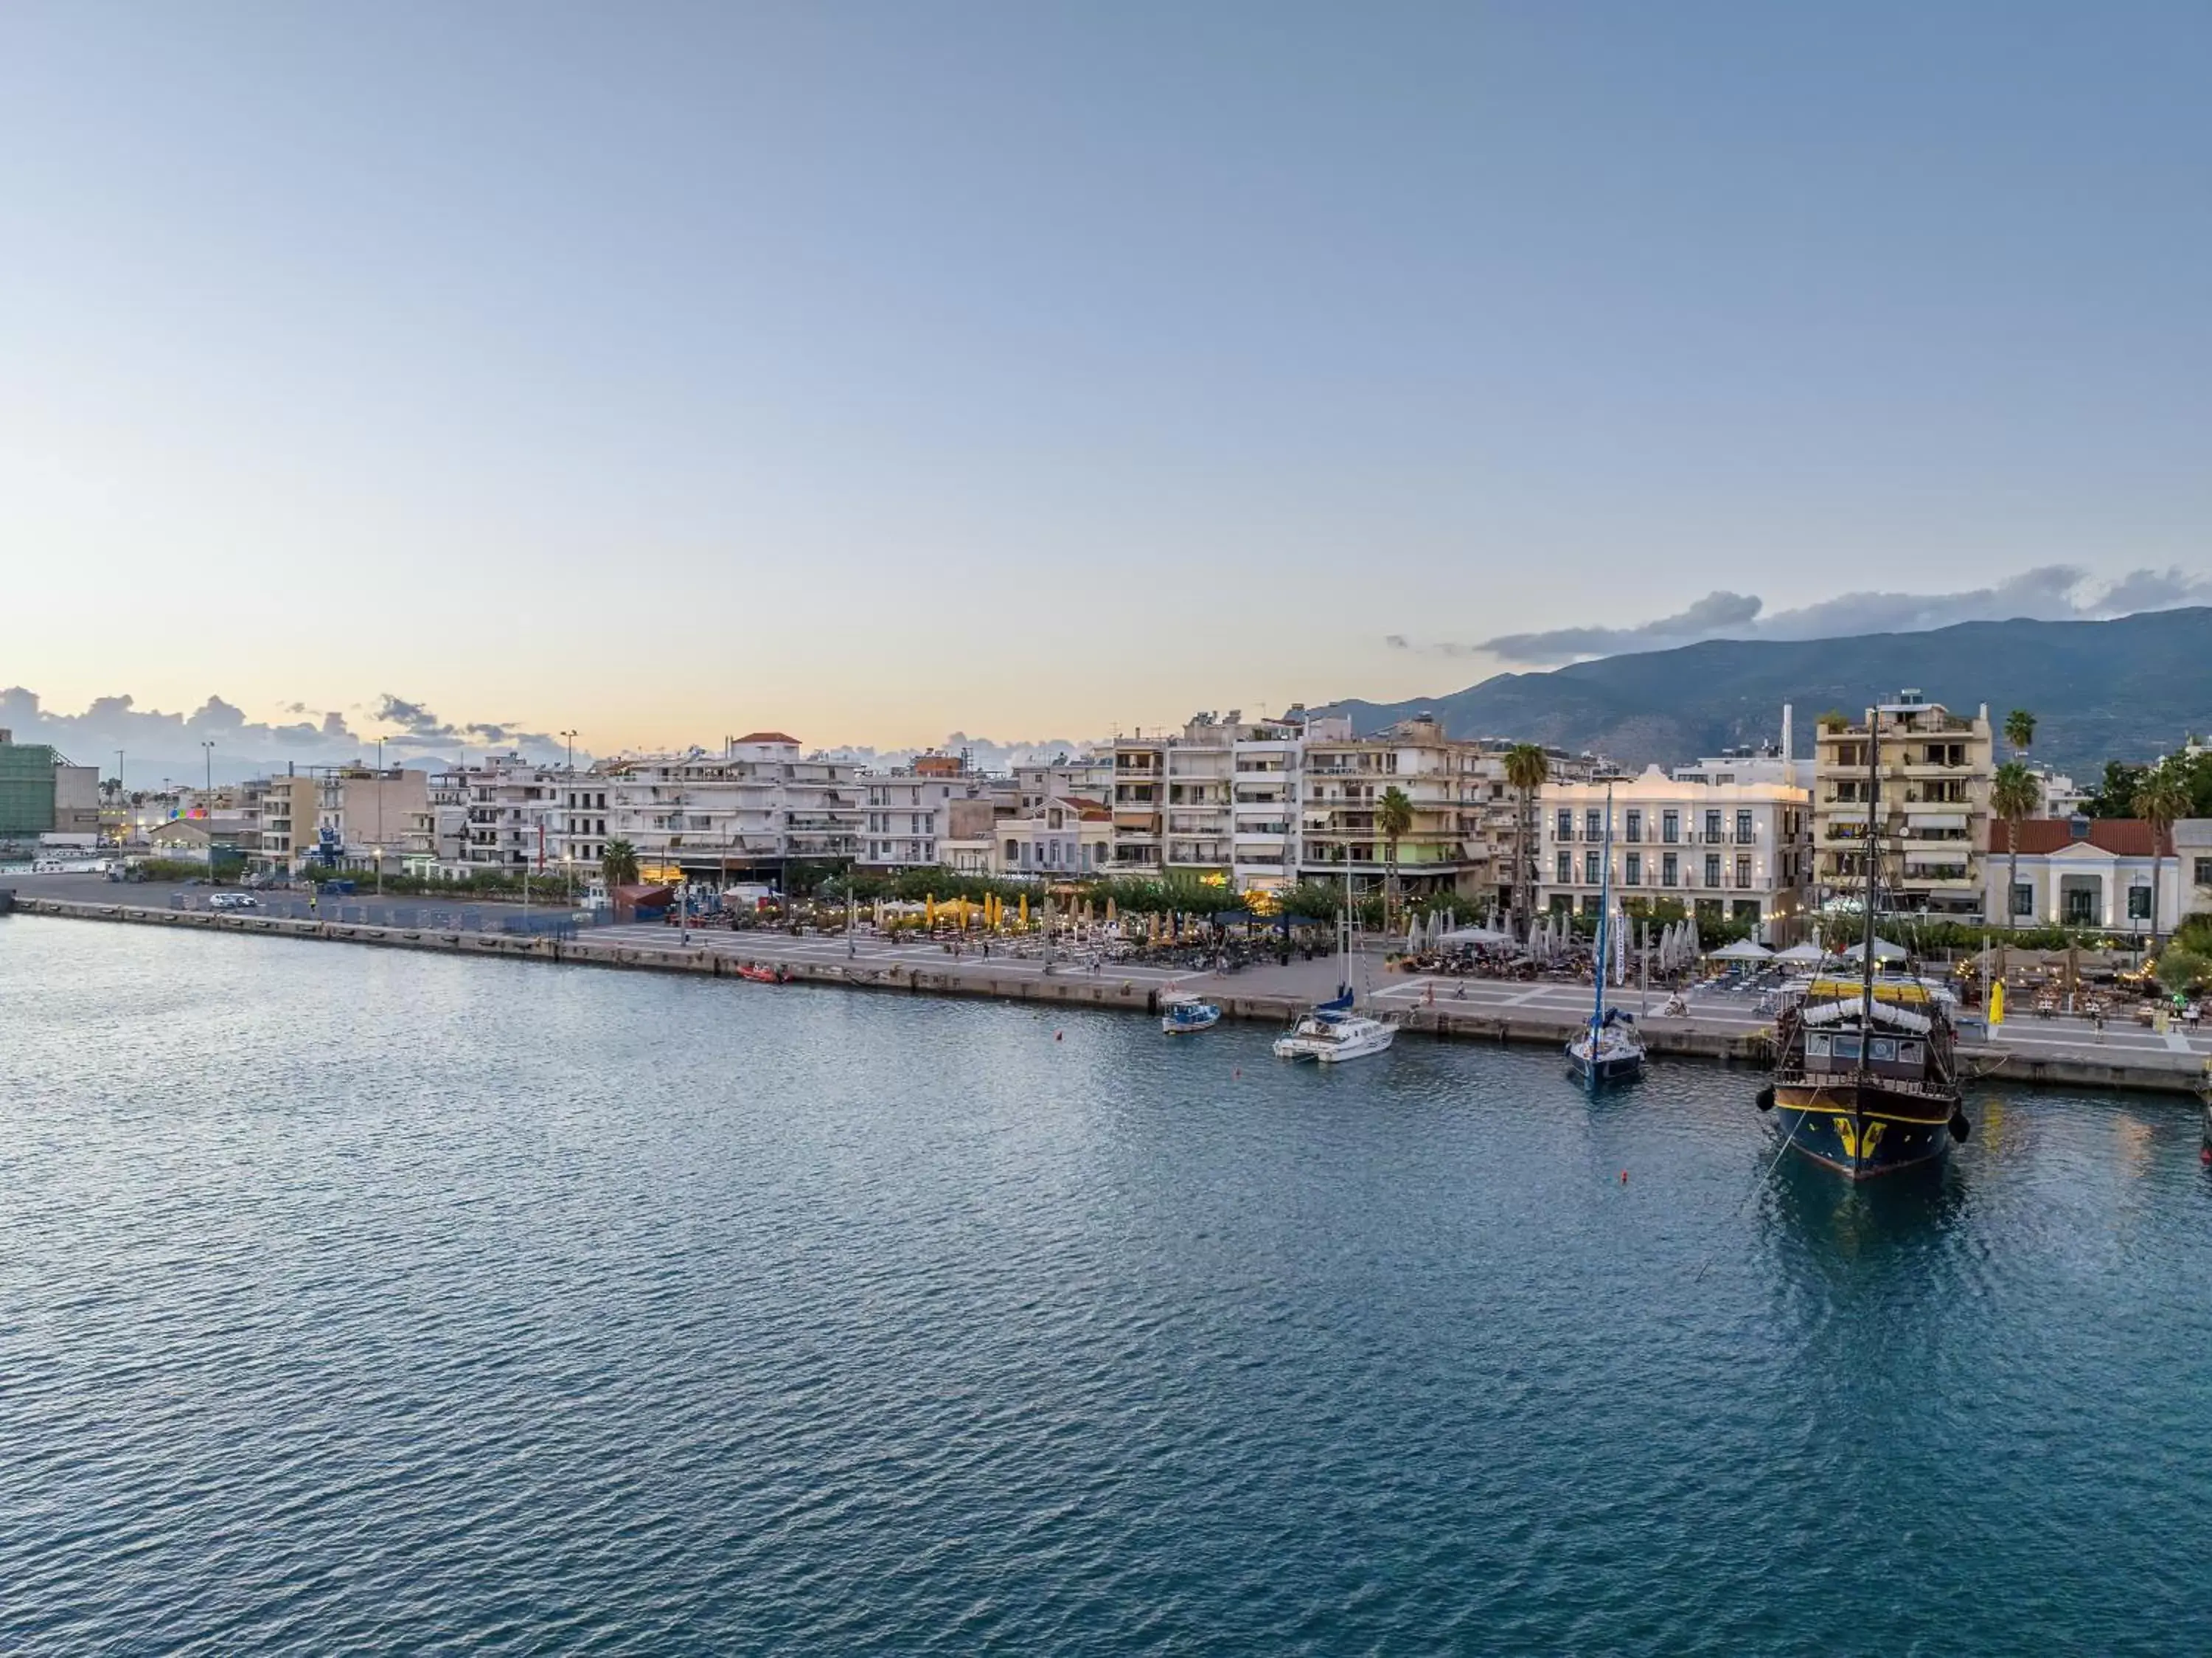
xmin=1557 ymin=808 xmax=1573 ymax=842
xmin=1624 ymin=809 xmax=1642 ymax=843
xmin=1624 ymin=853 xmax=1641 ymax=886
xmin=1705 ymin=853 xmax=1721 ymax=887
xmin=1736 ymin=856 xmax=1752 ymax=889
xmin=1662 ymin=852 xmax=1678 ymax=887
xmin=1585 ymin=809 xmax=1603 ymax=842
xmin=1557 ymin=850 xmax=1572 ymax=884
xmin=2010 ymin=883 xmax=2033 ymax=918
xmin=1736 ymin=811 xmax=1754 ymax=844
xmin=2196 ymin=857 xmax=2212 ymax=887
xmin=2128 ymin=885 xmax=2152 ymax=921
xmin=1661 ymin=810 xmax=1679 ymax=844
xmin=1584 ymin=850 xmax=1601 ymax=886
xmin=1704 ymin=810 xmax=1722 ymax=842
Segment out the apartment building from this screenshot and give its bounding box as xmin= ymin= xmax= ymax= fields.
xmin=1296 ymin=715 xmax=1512 ymax=903
xmin=461 ymin=754 xmax=563 ymax=871
xmin=567 ymin=732 xmax=863 ymax=884
xmin=1109 ymin=735 xmax=1166 ymax=872
xmin=997 ymin=794 xmax=1114 ymax=878
xmin=1537 ymin=764 xmax=1813 ymax=939
xmin=855 ymin=762 xmax=1012 ymax=873
xmin=1812 ymin=692 xmax=1993 ymax=918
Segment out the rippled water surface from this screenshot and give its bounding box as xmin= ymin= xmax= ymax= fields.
xmin=4 ymin=918 xmax=2211 ymax=1654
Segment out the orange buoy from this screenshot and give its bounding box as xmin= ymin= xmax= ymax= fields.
xmin=1620 ymin=1170 xmax=1629 ymax=1183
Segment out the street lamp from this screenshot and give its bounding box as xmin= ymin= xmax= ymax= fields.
xmin=560 ymin=729 xmax=578 ymax=773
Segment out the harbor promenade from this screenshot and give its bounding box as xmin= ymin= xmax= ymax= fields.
xmin=11 ymin=892 xmax=2211 ymax=1098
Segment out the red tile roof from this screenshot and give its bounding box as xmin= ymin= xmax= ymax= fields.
xmin=1986 ymin=819 xmax=2172 ymax=856
xmin=731 ymin=731 xmax=800 ymax=746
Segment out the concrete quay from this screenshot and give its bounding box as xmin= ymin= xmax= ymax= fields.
xmin=13 ymin=895 xmax=2211 ymax=1100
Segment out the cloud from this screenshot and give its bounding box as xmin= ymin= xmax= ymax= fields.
xmin=1455 ymin=565 xmax=2212 ymax=667
xmin=367 ymin=693 xmax=560 ymax=752
xmin=0 ymin=687 xmax=577 ymax=784
xmin=1477 ymin=591 xmax=1765 ymax=665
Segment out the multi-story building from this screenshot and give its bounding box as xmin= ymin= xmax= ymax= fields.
xmin=568 ymin=732 xmax=863 ymax=884
xmin=0 ymin=729 xmax=99 ymax=844
xmin=1295 ymin=715 xmax=1508 ymax=902
xmin=1812 ymin=692 xmax=1993 ymax=919
xmin=314 ymin=765 xmax=434 ymax=867
xmin=855 ymin=760 xmax=1012 ymax=873
xmin=462 ymin=755 xmax=563 ymax=872
xmin=996 ymin=794 xmax=1114 ymax=878
xmin=1537 ymin=763 xmax=1814 ymax=940
xmin=1109 ymin=735 xmax=1166 ymax=873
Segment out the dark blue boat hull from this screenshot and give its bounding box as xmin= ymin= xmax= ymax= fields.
xmin=1568 ymin=1047 xmax=1645 ymax=1086
xmin=1772 ymin=1082 xmax=1953 ymax=1179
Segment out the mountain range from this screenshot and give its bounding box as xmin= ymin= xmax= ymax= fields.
xmin=1324 ymin=607 xmax=2212 ymax=777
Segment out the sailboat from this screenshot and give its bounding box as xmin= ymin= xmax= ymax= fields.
xmin=1761 ymin=707 xmax=1969 ymax=1176
xmin=1273 ymin=892 xmax=1397 ymax=1063
xmin=1567 ymin=781 xmax=1646 ymax=1086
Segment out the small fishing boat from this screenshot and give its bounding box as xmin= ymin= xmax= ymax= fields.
xmin=1567 ymin=780 xmax=1645 ymax=1088
xmin=736 ymin=962 xmax=790 ymax=984
xmin=1161 ymin=993 xmax=1222 ymax=1035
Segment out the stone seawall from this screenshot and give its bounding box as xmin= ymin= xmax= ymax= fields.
xmin=15 ymin=896 xmax=2205 ymax=1099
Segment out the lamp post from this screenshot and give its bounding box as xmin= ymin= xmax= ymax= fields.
xmin=560 ymin=729 xmax=577 ymax=774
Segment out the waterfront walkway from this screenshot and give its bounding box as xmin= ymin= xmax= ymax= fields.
xmin=13 ymin=895 xmax=2211 ymax=1097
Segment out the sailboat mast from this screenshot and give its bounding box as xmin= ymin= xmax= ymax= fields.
xmin=1861 ymin=705 xmax=1879 ymax=1068
xmin=1593 ymin=781 xmax=1613 ymax=1038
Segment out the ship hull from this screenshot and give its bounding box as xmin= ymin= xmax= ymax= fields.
xmin=1568 ymin=1046 xmax=1645 ymax=1086
xmin=1771 ymin=1080 xmax=1955 ymax=1180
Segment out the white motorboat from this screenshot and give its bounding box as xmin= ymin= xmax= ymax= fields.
xmin=1273 ymin=902 xmax=1396 ymax=1063
xmin=1161 ymin=993 xmax=1222 ymax=1035
xmin=1272 ymin=1005 xmax=1397 ymax=1063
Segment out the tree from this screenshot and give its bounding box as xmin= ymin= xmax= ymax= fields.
xmin=1815 ymin=710 xmax=1851 ymax=735
xmin=600 ymin=837 xmax=640 ymax=888
xmin=1990 ymin=761 xmax=2039 ymax=929
xmin=1502 ymin=743 xmax=1551 ymax=940
xmin=2084 ymin=760 xmax=2146 ymax=819
xmin=2135 ymin=765 xmax=2188 ymax=948
xmin=2003 ymin=708 xmax=2036 ymax=758
xmin=1377 ymin=785 xmax=1413 ymax=935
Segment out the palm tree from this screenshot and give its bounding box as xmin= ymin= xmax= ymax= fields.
xmin=1990 ymin=761 xmax=2039 ymax=930
xmin=600 ymin=836 xmax=640 ymax=888
xmin=2136 ymin=766 xmax=2188 ymax=948
xmin=2003 ymin=708 xmax=2036 ymax=759
xmin=1377 ymin=785 xmax=1413 ymax=934
xmin=1502 ymin=743 xmax=1551 ymax=939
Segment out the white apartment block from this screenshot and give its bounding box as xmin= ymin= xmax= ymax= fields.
xmin=561 ymin=732 xmax=863 ymax=883
xmin=1538 ymin=765 xmax=1814 ymax=940
xmin=461 ymin=754 xmax=563 ymax=870
xmin=1812 ymin=692 xmax=1994 ymax=919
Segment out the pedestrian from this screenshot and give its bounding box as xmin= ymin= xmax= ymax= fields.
xmin=2092 ymin=1005 xmax=2105 ymax=1042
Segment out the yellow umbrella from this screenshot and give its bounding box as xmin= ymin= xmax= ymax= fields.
xmin=1106 ymin=896 xmax=1116 ymax=923
xmin=1989 ymin=979 xmax=2006 ymax=1027
xmin=1018 ymin=892 xmax=1029 ymax=927
xmin=926 ymin=893 xmax=936 ymax=928
xmin=957 ymin=895 xmax=970 ymax=929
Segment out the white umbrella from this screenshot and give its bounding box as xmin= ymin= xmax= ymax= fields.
xmin=1773 ymin=941 xmax=1828 ymax=965
xmin=1837 ymin=937 xmax=1907 ymax=963
xmin=1708 ymin=937 xmax=1774 ymax=961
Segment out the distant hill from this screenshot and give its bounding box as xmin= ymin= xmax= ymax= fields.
xmin=1324 ymin=608 xmax=2212 ymax=775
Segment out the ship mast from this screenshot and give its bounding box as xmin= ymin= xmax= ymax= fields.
xmin=1860 ymin=704 xmax=1879 ymax=1078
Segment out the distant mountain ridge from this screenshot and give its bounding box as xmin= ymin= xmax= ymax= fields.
xmin=1323 ymin=608 xmax=2212 ymax=775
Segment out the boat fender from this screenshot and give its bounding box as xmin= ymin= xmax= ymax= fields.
xmin=1949 ymin=1111 xmax=1972 ymax=1142
xmin=1755 ymin=1086 xmax=1775 ymax=1112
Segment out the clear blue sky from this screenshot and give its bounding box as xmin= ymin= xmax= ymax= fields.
xmin=4 ymin=0 xmax=2205 ymax=751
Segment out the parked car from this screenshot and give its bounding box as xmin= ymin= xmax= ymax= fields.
xmin=209 ymin=892 xmax=260 ymax=911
